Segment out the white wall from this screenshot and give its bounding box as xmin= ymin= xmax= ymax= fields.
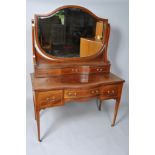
xmin=26 ymin=0 xmax=129 ymax=104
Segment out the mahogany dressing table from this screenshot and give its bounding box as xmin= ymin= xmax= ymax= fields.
xmin=31 ymin=5 xmax=125 ymax=142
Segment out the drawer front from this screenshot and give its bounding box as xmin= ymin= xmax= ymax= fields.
xmin=37 ymin=90 xmax=63 ymax=108
xmin=100 ymin=85 xmax=119 ymax=99
xmin=36 ymin=69 xmax=61 ymax=77
xmin=35 ymin=65 xmax=110 ymax=77
xmin=90 ymin=66 xmax=109 ymax=73
xmin=64 ymin=87 xmax=100 ymax=99
xmin=63 ymin=66 xmax=90 ymax=74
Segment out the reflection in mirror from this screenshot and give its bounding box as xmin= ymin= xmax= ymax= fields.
xmin=37 ymin=8 xmax=106 ymax=58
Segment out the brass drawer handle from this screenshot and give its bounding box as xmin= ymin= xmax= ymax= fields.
xmin=91 ymin=90 xmax=99 ymax=94
xmin=68 ymin=92 xmax=77 ymax=96
xmin=46 ymin=97 xmax=56 ymax=103
xmin=106 ymin=90 xmax=115 ymax=95
xmin=97 ymin=68 xmax=103 ymax=72
xmin=72 ymin=69 xmax=78 ymax=72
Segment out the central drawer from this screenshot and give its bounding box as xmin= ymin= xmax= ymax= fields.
xmin=64 ymin=87 xmax=100 ymax=99
xmin=37 ymin=90 xmax=63 ymax=109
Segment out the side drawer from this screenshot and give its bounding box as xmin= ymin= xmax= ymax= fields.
xmin=100 ymin=84 xmax=119 ymax=99
xmin=90 ymin=66 xmax=110 ymax=73
xmin=35 ymin=68 xmax=61 ymax=77
xmin=37 ymin=90 xmax=63 ymax=109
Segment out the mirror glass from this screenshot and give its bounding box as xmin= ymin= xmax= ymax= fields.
xmin=37 ymin=8 xmax=105 ymax=58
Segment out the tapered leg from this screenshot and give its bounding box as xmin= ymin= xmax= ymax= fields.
xmin=36 ymin=110 xmax=41 ymax=142
xmin=98 ymin=99 xmax=102 ymax=111
xmin=33 ymin=96 xmax=36 ymax=120
xmin=111 ymin=99 xmax=120 ymax=127
xmin=96 ymin=99 xmax=102 ymax=111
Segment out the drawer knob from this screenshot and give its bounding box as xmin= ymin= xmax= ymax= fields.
xmin=96 ymin=90 xmax=99 ymax=93
xmin=91 ymin=90 xmax=95 ymax=94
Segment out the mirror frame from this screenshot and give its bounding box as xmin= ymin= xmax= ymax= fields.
xmin=34 ymin=5 xmax=110 ymax=62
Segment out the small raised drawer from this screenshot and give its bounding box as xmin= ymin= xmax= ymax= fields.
xmin=90 ymin=66 xmax=109 ymax=73
xmin=37 ymin=90 xmax=63 ymax=109
xmin=35 ymin=69 xmax=61 ymax=77
xmin=35 ymin=65 xmax=110 ymax=77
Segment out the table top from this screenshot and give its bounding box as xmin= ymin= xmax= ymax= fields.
xmin=31 ymin=72 xmax=125 ymax=91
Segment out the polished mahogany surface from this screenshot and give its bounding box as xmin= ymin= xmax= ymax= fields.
xmin=31 ymin=73 xmax=124 ymax=91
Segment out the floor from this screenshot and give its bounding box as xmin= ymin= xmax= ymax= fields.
xmin=26 ymin=97 xmax=129 ymax=155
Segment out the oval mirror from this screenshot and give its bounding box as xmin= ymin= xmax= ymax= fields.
xmin=36 ymin=7 xmax=106 ymax=58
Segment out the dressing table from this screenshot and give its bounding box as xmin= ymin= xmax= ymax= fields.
xmin=31 ymin=5 xmax=125 ymax=142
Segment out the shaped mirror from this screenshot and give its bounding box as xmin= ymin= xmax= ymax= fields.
xmin=36 ymin=7 xmax=106 ymax=58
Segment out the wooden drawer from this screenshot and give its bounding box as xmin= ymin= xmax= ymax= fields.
xmin=90 ymin=66 xmax=109 ymax=73
xmin=36 ymin=68 xmax=61 ymax=76
xmin=100 ymin=85 xmax=119 ymax=99
xmin=37 ymin=90 xmax=63 ymax=109
xmin=35 ymin=65 xmax=110 ymax=77
xmin=63 ymin=66 xmax=90 ymax=74
xmin=64 ymin=87 xmax=100 ymax=99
